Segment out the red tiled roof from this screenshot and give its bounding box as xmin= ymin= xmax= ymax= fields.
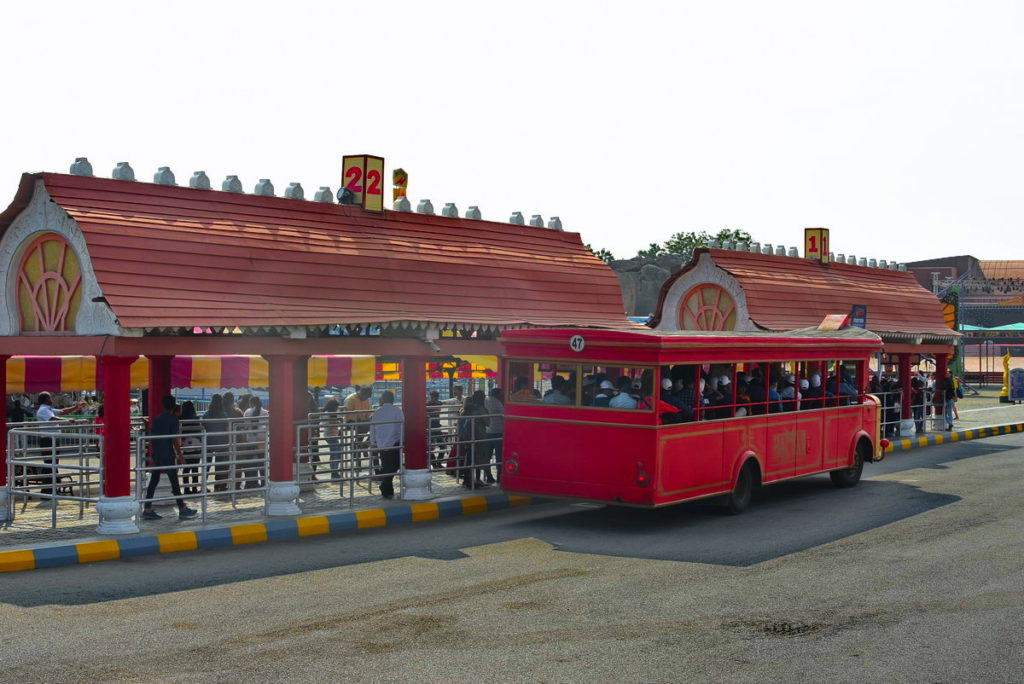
xmin=979 ymin=261 xmax=1024 ymax=280
xmin=653 ymin=248 xmax=954 ymax=337
xmin=4 ymin=173 xmax=629 ymax=330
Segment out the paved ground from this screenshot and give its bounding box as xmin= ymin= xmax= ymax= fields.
xmin=1 ymin=432 xmax=1022 ymax=682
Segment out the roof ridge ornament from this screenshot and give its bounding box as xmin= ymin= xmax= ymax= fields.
xmin=509 ymin=211 xmax=525 ymax=225
xmin=284 ymin=183 xmax=304 ymax=200
xmin=441 ymin=202 xmax=458 ymax=217
xmin=314 ymin=186 xmax=333 ymax=203
xmin=529 ymin=214 xmax=544 ymax=228
xmin=153 ymin=167 xmax=177 ymax=186
xmin=394 ymin=196 xmax=412 ymax=212
xmin=70 ymin=157 xmax=93 ymax=176
xmin=189 ymin=171 xmax=211 ymax=190
xmin=465 ymin=206 xmax=482 ymax=220
xmin=222 ymin=175 xmax=243 ymax=193
xmin=547 ymin=216 xmax=563 ymax=231
xmin=112 ymin=162 xmax=136 ymax=181
xmin=416 ymin=199 xmax=434 ymax=215
xmin=254 ymin=179 xmax=275 ymax=197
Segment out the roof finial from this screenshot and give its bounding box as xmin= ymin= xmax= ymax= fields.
xmin=153 ymin=167 xmax=176 ymax=186
xmin=787 ymin=247 xmax=798 ymax=257
xmin=868 ymin=258 xmax=878 ymax=268
xmin=509 ymin=212 xmax=525 ymax=225
xmin=189 ymin=171 xmax=211 ymax=190
xmin=416 ymin=199 xmax=434 ymax=215
xmin=284 ymin=183 xmax=304 ymax=200
xmin=847 ymin=255 xmax=856 ymax=265
xmin=708 ymin=239 xmax=720 ymax=248
xmin=314 ymin=186 xmax=333 ymax=203
xmin=465 ymin=206 xmax=482 ymax=220
xmin=112 ymin=162 xmax=136 ymax=181
xmin=394 ymin=196 xmax=412 ymax=212
xmin=775 ymin=245 xmax=785 ymax=256
xmin=529 ymin=214 xmax=544 ymax=228
xmin=254 ymin=179 xmax=275 ymax=197
xmin=762 ymin=243 xmax=772 ymax=255
xmin=547 ymin=216 xmax=563 ymax=231
xmin=222 ymin=175 xmax=243 ymax=193
xmin=69 ymin=157 xmax=93 ymax=176
xmin=441 ymin=203 xmax=458 ymax=217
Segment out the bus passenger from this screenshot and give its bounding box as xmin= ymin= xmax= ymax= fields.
xmin=510 ymin=376 xmax=540 ymax=402
xmin=609 ymin=377 xmax=637 ymax=409
xmin=593 ymin=380 xmax=615 ymax=407
xmin=780 ymin=374 xmax=800 ymax=411
xmin=542 ymin=376 xmax=573 ymax=405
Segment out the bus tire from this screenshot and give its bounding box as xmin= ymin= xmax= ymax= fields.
xmin=830 ymin=442 xmax=866 ymax=488
xmin=725 ymin=462 xmax=756 ymax=515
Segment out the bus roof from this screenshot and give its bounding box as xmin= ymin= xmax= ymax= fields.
xmin=500 ymin=326 xmax=883 ymax=362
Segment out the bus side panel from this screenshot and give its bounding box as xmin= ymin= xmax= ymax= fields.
xmin=823 ymin=406 xmax=862 ymax=469
xmin=792 ymin=412 xmax=824 ymax=476
xmin=762 ymin=414 xmax=798 ymax=483
xmin=656 ymin=422 xmax=724 ymax=503
xmin=721 ymin=418 xmax=763 ymax=487
xmin=502 ymin=419 xmax=657 ymax=505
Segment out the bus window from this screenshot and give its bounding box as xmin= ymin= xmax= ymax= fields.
xmin=583 ymin=365 xmax=654 ymax=410
xmin=508 ymin=361 xmax=542 ymax=402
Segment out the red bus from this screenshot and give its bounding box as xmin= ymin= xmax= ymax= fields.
xmin=500 ymin=327 xmax=887 ymax=513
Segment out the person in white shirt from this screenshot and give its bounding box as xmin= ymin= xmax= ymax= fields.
xmin=241 ymin=397 xmax=269 ymax=489
xmin=369 ymin=390 xmax=404 ymax=499
xmin=482 ymin=388 xmax=504 ymax=484
xmin=33 ymin=392 xmax=85 ymax=497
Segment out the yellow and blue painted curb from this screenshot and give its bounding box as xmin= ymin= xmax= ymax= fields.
xmin=885 ymin=421 xmax=1024 ymax=453
xmin=0 ymin=493 xmax=531 ymax=573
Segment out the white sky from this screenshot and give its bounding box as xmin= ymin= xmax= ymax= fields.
xmin=2 ymin=0 xmax=1022 ymax=263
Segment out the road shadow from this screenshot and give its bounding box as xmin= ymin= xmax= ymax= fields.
xmin=508 ymin=476 xmax=959 ymax=566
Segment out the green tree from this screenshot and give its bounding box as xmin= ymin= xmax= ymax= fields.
xmin=635 ymin=242 xmax=664 ymax=260
xmin=585 ymin=244 xmax=615 ymax=263
xmin=661 ymin=228 xmax=753 ymax=261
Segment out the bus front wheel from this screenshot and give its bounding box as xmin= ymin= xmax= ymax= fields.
xmin=830 ymin=444 xmax=865 ymax=488
xmin=725 ymin=462 xmax=756 ymax=515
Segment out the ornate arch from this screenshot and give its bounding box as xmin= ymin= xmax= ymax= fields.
xmin=679 ymin=283 xmax=737 ymax=331
xmin=16 ymin=233 xmax=83 ymax=333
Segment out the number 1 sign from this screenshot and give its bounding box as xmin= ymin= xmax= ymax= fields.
xmin=804 ymin=227 xmax=830 ymax=264
xmin=341 ymin=155 xmax=385 ymax=213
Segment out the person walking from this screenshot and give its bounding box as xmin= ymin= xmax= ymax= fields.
xmin=942 ymin=370 xmax=957 ymax=431
xmin=458 ymin=391 xmax=490 ymax=489
xmin=482 ymin=387 xmax=504 ymax=484
xmin=368 ymin=391 xmax=404 ymax=499
xmin=142 ymin=395 xmax=197 ymax=521
xmin=202 ymin=394 xmax=230 ymax=492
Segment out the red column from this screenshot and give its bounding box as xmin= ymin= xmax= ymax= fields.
xmin=402 ymin=357 xmax=429 ymax=471
xmin=266 ymin=355 xmax=304 ymax=482
xmin=0 ymin=355 xmax=9 ymax=487
xmin=99 ymin=355 xmax=138 ymax=498
xmin=147 ymin=355 xmax=172 ymax=428
xmin=898 ymin=353 xmax=912 ymax=420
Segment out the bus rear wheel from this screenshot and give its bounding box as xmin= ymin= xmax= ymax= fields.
xmin=725 ymin=462 xmax=756 ymax=515
xmin=830 ymin=444 xmax=865 ymax=488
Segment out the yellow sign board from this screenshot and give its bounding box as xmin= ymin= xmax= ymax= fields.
xmin=393 ymin=168 xmax=408 ymax=201
xmin=341 ymin=155 xmax=385 ymax=213
xmin=804 ymin=227 xmax=830 ymax=264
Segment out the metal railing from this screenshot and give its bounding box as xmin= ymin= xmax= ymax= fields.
xmin=873 ymin=390 xmax=954 ymax=436
xmin=295 ymin=410 xmax=405 ymax=502
xmin=5 ymin=426 xmax=104 ymax=527
xmin=427 ymin=406 xmax=503 ymax=489
xmin=134 ymin=416 xmax=268 ymax=523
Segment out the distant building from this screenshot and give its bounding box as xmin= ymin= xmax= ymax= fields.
xmin=905 ymin=256 xmax=1024 ymax=328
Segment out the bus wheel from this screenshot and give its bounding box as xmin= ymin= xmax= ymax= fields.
xmin=830 ymin=444 xmax=865 ymax=488
xmin=726 ymin=462 xmax=756 ymax=515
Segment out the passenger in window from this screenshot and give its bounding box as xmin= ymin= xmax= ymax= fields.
xmin=780 ymin=373 xmax=800 ymax=411
xmin=767 ymin=378 xmax=783 ymax=413
xmin=593 ymin=380 xmax=615 ymax=407
xmin=609 ymin=377 xmax=638 ymax=409
xmin=512 ymin=376 xmax=541 ymax=402
xmin=581 ymin=376 xmax=598 ymax=406
xmin=658 ymin=378 xmax=692 ymax=423
xmin=542 ymin=376 xmax=573 ymax=405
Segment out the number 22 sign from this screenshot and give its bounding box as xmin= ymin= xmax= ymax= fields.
xmin=342 ymin=155 xmax=385 ymax=213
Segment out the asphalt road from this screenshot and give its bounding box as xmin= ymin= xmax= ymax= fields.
xmin=2 ymin=434 xmax=1023 ymax=683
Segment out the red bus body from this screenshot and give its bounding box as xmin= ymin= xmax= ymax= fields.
xmin=500 ymin=327 xmax=884 ymax=508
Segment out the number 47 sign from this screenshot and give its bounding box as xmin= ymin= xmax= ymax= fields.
xmin=342 ymin=155 xmax=385 ymax=213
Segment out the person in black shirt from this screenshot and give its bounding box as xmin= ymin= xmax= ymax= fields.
xmin=142 ymin=395 xmax=197 ymax=521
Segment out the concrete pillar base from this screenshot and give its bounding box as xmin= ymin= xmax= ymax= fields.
xmin=401 ymin=468 xmax=433 ymax=500
xmin=266 ymin=480 xmax=301 ymax=516
xmin=0 ymin=488 xmax=10 ymax=522
xmin=96 ymin=496 xmax=140 ymax=535
xmin=899 ymin=419 xmax=915 ymax=438
xmin=296 ymin=461 xmax=318 ymax=492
